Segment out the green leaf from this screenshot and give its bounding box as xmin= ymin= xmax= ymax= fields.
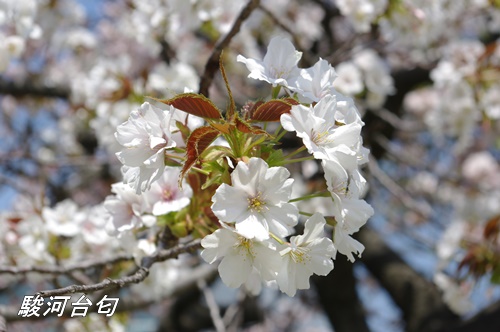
xmin=491 ymin=265 xmax=500 ymax=284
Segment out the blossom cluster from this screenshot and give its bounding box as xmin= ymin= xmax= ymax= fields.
xmin=108 ymin=36 xmax=373 ymax=296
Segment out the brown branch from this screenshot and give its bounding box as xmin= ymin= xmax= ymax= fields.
xmin=0 ymin=78 xmax=70 ymax=99
xmin=313 ymin=258 xmax=370 ymax=332
xmin=357 ymin=227 xmax=459 ymax=332
xmin=36 ymin=239 xmax=201 ymax=298
xmin=198 ymin=0 xmax=261 ymax=97
xmin=0 ymin=264 xmax=217 ymax=322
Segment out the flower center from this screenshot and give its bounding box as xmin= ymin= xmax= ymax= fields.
xmin=270 ymin=65 xmax=290 ymax=79
xmin=237 ymin=236 xmax=256 ymax=258
xmin=248 ymin=192 xmax=266 ymax=213
xmin=162 ymin=188 xmax=175 ymax=201
xmin=289 ymin=246 xmax=310 ymax=264
xmin=311 ymin=130 xmax=331 ymax=145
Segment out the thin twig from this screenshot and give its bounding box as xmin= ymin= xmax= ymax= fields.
xmin=0 ymin=264 xmax=217 ymax=322
xmin=368 ymin=156 xmax=433 ymax=218
xmin=36 ymin=239 xmax=201 ymax=298
xmin=0 ymin=78 xmax=70 ymax=99
xmin=223 ymin=290 xmax=246 ymax=332
xmin=198 ymin=0 xmax=261 ymax=97
xmin=368 ymin=107 xmax=424 ymax=132
xmin=0 ymin=314 xmax=6 ymax=332
xmin=257 ymin=4 xmax=314 ymax=66
xmin=198 ymin=278 xmax=226 ymax=332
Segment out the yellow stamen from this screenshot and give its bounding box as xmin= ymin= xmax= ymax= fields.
xmin=248 ymin=192 xmax=266 ymax=213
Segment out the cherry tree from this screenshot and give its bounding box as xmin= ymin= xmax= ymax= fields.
xmin=1 ymin=0 xmax=500 ymax=331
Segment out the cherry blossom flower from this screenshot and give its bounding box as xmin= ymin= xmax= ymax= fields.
xmin=322 ymin=160 xmax=373 ymax=262
xmin=211 ymin=157 xmax=298 ymax=241
xmin=291 ymin=58 xmax=338 ymax=103
xmin=42 ymin=199 xmax=82 ymax=237
xmin=281 ymin=94 xmax=362 ymax=169
xmin=143 ymin=166 xmax=193 ymax=216
xmin=200 ymin=226 xmax=281 ymax=289
xmin=104 ymin=182 xmax=151 ymax=235
xmin=115 ymin=102 xmax=177 ymax=193
xmin=237 ymin=36 xmax=302 ymax=88
xmin=277 ymin=213 xmax=335 ymax=296
xmin=332 ymin=61 xmax=364 ymax=96
xmin=323 ymin=161 xmax=373 ymax=233
xmin=333 ymin=224 xmax=365 ymax=262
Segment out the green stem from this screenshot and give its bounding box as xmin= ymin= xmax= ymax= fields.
xmin=245 ymin=135 xmax=268 ymax=155
xmin=299 ymin=211 xmax=313 ymax=217
xmin=289 ymin=191 xmax=330 ymax=203
xmin=191 ymin=167 xmax=210 ymax=176
xmin=284 ymin=145 xmax=307 ymax=160
xmin=273 ymin=124 xmax=283 ymax=137
xmin=165 ymin=153 xmax=185 ymax=160
xmin=269 ymin=232 xmax=284 ymax=245
xmin=271 ymin=85 xmax=281 ymax=99
xmin=274 ymin=128 xmax=287 ymax=142
xmin=279 ymin=155 xmax=314 ymax=165
xmin=171 ymin=147 xmax=186 ymax=154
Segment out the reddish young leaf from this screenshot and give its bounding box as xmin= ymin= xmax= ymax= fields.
xmin=235 ymin=117 xmax=269 ymax=136
xmin=242 ymin=100 xmax=264 ymax=120
xmin=250 ymin=99 xmax=296 ymax=122
xmin=181 ymin=126 xmax=221 ymax=181
xmin=156 ymin=93 xmax=222 ymax=119
xmin=209 ymin=122 xmax=231 ymax=134
xmin=282 ymin=97 xmax=300 ymax=106
xmin=484 ymin=215 xmax=500 ymax=240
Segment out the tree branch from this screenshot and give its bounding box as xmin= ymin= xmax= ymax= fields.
xmin=0 ymin=78 xmax=70 ymax=99
xmin=442 ymin=300 xmax=500 ymax=332
xmin=36 ymin=239 xmax=201 ymax=298
xmin=357 ymin=227 xmax=459 ymax=332
xmin=0 ymin=264 xmax=217 ymax=322
xmin=313 ymin=258 xmax=370 ymax=332
xmin=198 ymin=0 xmax=261 ymax=97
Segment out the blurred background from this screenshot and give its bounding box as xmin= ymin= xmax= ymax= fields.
xmin=1 ymin=0 xmax=500 ymax=331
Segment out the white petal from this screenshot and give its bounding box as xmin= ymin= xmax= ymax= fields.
xmin=235 ymin=215 xmax=269 ymax=241
xmin=218 ymin=250 xmax=253 ymax=288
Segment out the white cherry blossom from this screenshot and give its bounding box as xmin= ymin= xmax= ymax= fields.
xmin=211 ymin=157 xmax=298 ymax=241
xmin=200 ymin=226 xmax=281 ymax=289
xmin=115 ymin=102 xmax=177 ymax=193
xmin=291 ymin=58 xmax=338 ymax=103
xmin=104 ymin=182 xmax=150 ymax=234
xmin=237 ymin=36 xmax=302 ymax=88
xmin=281 ymin=94 xmax=362 ymax=169
xmin=277 ymin=213 xmax=335 ymax=296
xmin=42 ymin=199 xmax=82 ymax=237
xmin=143 ymin=166 xmax=193 ymax=216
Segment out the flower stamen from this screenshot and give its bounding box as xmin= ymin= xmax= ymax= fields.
xmin=248 ymin=192 xmax=267 ymax=213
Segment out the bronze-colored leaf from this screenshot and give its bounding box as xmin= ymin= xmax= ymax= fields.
xmin=209 ymin=122 xmax=231 ymax=134
xmin=484 ymin=215 xmax=500 ymax=240
xmin=235 ymin=117 xmax=269 ymax=136
xmin=155 ymin=93 xmax=222 ymax=119
xmin=181 ymin=126 xmax=221 ymax=182
xmin=251 ymin=99 xmax=296 ymax=122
